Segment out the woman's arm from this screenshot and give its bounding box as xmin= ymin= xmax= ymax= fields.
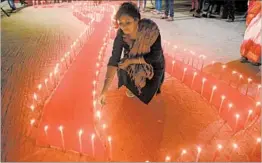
xmin=101 ymin=30 xmax=124 ymax=95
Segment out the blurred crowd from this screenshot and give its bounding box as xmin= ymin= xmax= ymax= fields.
xmin=136 ymin=0 xmax=248 ymax=22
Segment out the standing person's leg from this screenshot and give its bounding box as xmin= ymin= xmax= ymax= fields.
xmin=7 ymin=0 xmax=16 ymax=10
xmin=167 ymin=0 xmax=174 ymax=21
xmin=137 ymin=0 xmax=140 ymax=9
xmin=197 ymin=0 xmax=204 ymax=13
xmin=143 ymin=0 xmax=147 ymax=9
xmin=227 ymin=0 xmax=235 ymax=21
xmin=161 ymin=0 xmax=169 ymax=18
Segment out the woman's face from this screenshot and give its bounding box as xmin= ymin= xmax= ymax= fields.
xmin=118 ymin=15 xmax=138 ymax=35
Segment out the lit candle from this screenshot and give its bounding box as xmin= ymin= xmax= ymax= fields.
xmin=244 ymin=109 xmax=253 ymax=128
xmin=200 ymin=55 xmax=206 ymax=72
xmin=102 ymin=123 xmax=107 ymax=130
xmin=196 ymin=146 xmax=202 ymax=162
xmin=33 ymin=93 xmax=38 ymax=105
xmin=255 ymin=84 xmax=261 ymax=100
xmin=237 ymin=74 xmax=243 ymax=89
xmin=91 ymin=133 xmax=95 ymax=157
xmin=219 ymin=65 xmax=226 ymax=79
xmin=30 ymin=104 xmax=35 ymax=112
xmin=181 ymin=68 xmax=187 ymax=82
xmin=30 ymin=119 xmax=35 ymax=127
xmin=165 ymin=156 xmax=171 ymax=162
xmin=251 ymin=137 xmax=261 ymax=156
xmin=229 ymin=71 xmax=237 ymax=86
xmin=44 ymin=78 xmax=49 ymax=92
xmin=219 ymin=95 xmax=226 ymax=114
xmin=190 ymin=51 xmax=196 ymax=67
xmin=93 ymin=100 xmax=97 ymax=109
xmin=78 ymin=129 xmax=83 ymax=153
xmin=209 ymin=85 xmax=217 ymax=104
xmin=171 ymin=60 xmax=175 ymax=74
xmin=212 ymin=144 xmax=223 ymax=161
xmin=191 ymin=72 xmax=197 ymax=88
xmin=201 ymin=78 xmax=207 ymax=96
xmin=212 ymin=61 xmax=215 ymax=66
xmin=234 ymin=113 xmax=240 ymax=132
xmin=44 ymin=125 xmax=49 ymax=136
xmin=245 ymin=78 xmax=252 ymax=95
xmin=228 ymin=103 xmax=233 ymax=113
xmin=179 ymin=149 xmax=187 ymax=162
xmin=108 ymin=136 xmax=112 ymax=160
xmin=96 ymin=110 xmax=101 ymax=120
xmin=59 ymin=125 xmax=65 ymax=150
xmin=96 ymin=70 xmax=99 ymax=78
xmin=228 ymin=143 xmax=238 ymax=161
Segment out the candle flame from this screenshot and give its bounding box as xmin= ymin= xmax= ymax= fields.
xmin=93 ymin=100 xmax=97 ymax=107
xmin=239 ymin=74 xmax=243 ymax=79
xmin=172 ymin=60 xmax=175 ymax=64
xmin=44 ymin=125 xmax=48 ymax=132
xmin=258 ymin=84 xmax=261 ymax=89
xmin=91 ymin=133 xmax=95 ymax=140
xmin=45 ymin=79 xmax=48 ymax=84
xmin=194 ymin=72 xmax=197 ymax=76
xmin=247 ymin=78 xmax=252 ymax=83
xmin=257 ymin=137 xmax=261 ymax=143
xmin=232 ymin=71 xmax=237 ymax=74
xmin=181 ymin=149 xmax=187 ymax=155
xmin=108 ymin=136 xmax=112 ymax=142
xmin=197 ymin=146 xmax=202 ymax=153
xmin=256 ymin=102 xmax=261 ymax=106
xmin=49 ymin=73 xmax=53 ymax=78
xmin=235 ymin=113 xmax=240 ymax=119
xmin=30 ymin=119 xmax=35 ymax=126
xmin=212 ymin=85 xmax=217 ymax=90
xmin=228 ymin=103 xmax=233 ymax=108
xmin=38 ymin=84 xmax=42 ymax=90
xmin=30 ymin=105 xmax=35 ymax=111
xmin=96 ymin=110 xmax=101 ymax=118
xmin=78 ymin=129 xmax=83 ymax=136
xmin=33 ymin=93 xmax=37 ymax=100
xmin=212 ymin=61 xmax=215 ymax=64
xmin=221 ymin=95 xmax=226 ymax=100
xmin=93 ymin=80 xmax=97 ymax=85
xmin=248 ymin=109 xmax=253 ymax=115
xmin=165 ymin=156 xmax=171 ymax=162
xmin=102 ymin=123 xmax=107 ymax=129
xmin=217 ymin=144 xmax=223 ymax=150
xmin=202 ymin=78 xmax=206 ymax=83
xmin=232 ymin=143 xmax=238 ymax=149
xmin=59 ymin=125 xmax=63 ymax=132
xmin=222 ymin=65 xmax=226 ymax=69
xmin=184 ymin=68 xmax=187 ymax=72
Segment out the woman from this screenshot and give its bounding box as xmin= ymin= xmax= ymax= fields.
xmin=99 ymin=2 xmax=165 ymax=105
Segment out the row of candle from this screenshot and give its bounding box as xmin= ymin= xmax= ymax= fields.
xmin=28 ymin=3 xmax=96 ymax=133
xmin=29 ymin=2 xmax=115 ymax=158
xmin=164 ymin=40 xmax=261 ymax=131
xmin=163 ymin=40 xmax=261 ymax=101
xmin=91 ymin=5 xmax=116 ymax=160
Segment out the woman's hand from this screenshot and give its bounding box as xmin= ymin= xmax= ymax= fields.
xmin=118 ymin=59 xmax=131 ymax=70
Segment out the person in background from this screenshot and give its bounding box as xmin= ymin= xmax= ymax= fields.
xmin=155 ymin=0 xmax=162 ymax=14
xmin=161 ymin=0 xmax=174 ymax=21
xmin=7 ymin=0 xmax=16 ymax=12
xmin=99 ymin=2 xmax=165 ymax=105
xmin=190 ymin=0 xmax=198 ymax=12
xmin=225 ymin=0 xmax=235 ymax=22
xmin=137 ymin=0 xmax=147 ymax=12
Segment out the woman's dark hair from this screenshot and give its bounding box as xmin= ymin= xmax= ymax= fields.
xmin=115 ymin=2 xmax=141 ymax=21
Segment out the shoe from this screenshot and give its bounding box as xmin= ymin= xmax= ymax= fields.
xmin=167 ymin=17 xmax=174 ymax=21
xmin=161 ymin=15 xmax=168 ymax=19
xmin=240 ymin=57 xmax=248 ymax=63
xmin=190 ymin=8 xmax=195 ymax=12
xmin=126 ymin=90 xmax=135 ymax=98
xmin=10 ymin=8 xmax=17 ymax=13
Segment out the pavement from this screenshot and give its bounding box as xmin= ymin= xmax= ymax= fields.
xmin=1 ymin=1 xmax=261 ymax=162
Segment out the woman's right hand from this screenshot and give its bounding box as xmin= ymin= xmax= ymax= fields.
xmin=98 ymin=93 xmax=106 ymax=106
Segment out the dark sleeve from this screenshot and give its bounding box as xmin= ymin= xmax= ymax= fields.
xmin=107 ymin=29 xmax=124 ymax=67
xmin=143 ymin=34 xmax=163 ymax=64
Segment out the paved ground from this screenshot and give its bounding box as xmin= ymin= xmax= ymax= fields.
xmin=1 ymin=1 xmax=261 ymax=162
